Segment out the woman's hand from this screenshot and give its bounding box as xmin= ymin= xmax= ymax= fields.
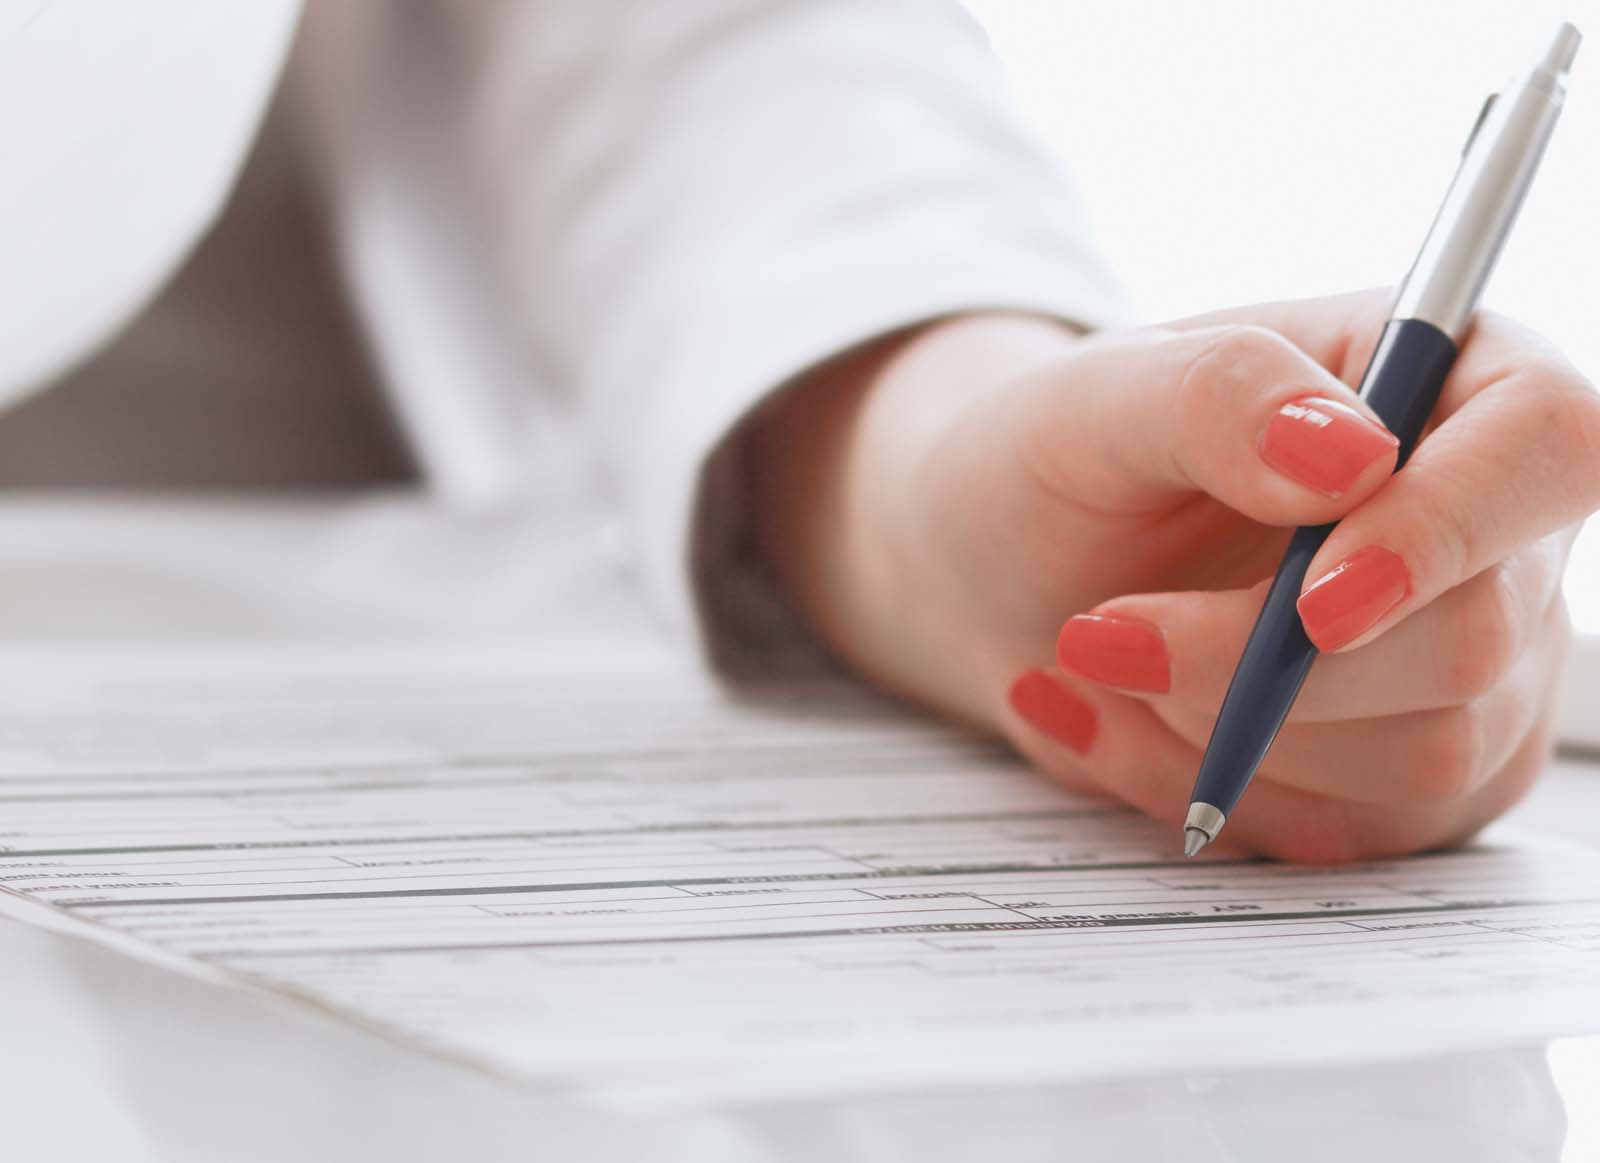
xmin=750 ymin=290 xmax=1600 ymax=862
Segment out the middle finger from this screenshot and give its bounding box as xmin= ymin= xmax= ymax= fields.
xmin=1057 ymin=529 xmax=1572 ymax=721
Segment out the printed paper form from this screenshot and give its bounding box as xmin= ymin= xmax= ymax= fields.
xmin=1 ymin=644 xmax=1599 ymax=1108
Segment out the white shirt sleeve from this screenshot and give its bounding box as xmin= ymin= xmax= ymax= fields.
xmin=296 ymin=0 xmax=1129 ymax=662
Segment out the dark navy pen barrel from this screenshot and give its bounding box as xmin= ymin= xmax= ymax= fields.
xmin=1354 ymin=319 xmax=1459 ymax=459
xmin=1188 ymin=524 xmax=1328 ymax=816
xmin=1189 ymin=318 xmax=1458 ymax=819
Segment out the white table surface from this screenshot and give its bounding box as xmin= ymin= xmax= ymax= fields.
xmin=0 ymin=493 xmax=1595 ymax=1163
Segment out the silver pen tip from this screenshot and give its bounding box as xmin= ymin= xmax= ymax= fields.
xmin=1544 ymin=22 xmax=1581 ymax=74
xmin=1182 ymin=802 xmax=1226 ymax=858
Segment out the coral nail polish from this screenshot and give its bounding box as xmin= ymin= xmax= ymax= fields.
xmin=1259 ymin=396 xmax=1398 ymax=497
xmin=1056 ymin=613 xmax=1171 ymax=693
xmin=1297 ymin=546 xmax=1412 ymax=652
xmin=1007 ymin=669 xmax=1097 ymax=754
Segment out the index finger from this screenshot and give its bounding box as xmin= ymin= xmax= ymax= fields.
xmin=1298 ymin=341 xmax=1600 ymax=654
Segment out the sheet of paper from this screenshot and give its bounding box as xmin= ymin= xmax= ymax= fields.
xmin=2 ymin=644 xmax=1600 ymax=1109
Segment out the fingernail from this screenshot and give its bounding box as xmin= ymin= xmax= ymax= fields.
xmin=1008 ymin=669 xmax=1098 ymax=754
xmin=1056 ymin=612 xmax=1171 ymax=693
xmin=1259 ymin=396 xmax=1398 ymax=497
xmin=1297 ymin=546 xmax=1412 ymax=651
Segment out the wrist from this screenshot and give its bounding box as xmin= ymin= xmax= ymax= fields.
xmin=747 ymin=311 xmax=1083 ymax=677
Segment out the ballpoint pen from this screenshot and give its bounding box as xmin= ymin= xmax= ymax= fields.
xmin=1183 ymin=22 xmax=1581 ymax=858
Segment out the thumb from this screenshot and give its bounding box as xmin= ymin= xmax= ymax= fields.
xmin=1013 ymin=323 xmax=1399 ymax=526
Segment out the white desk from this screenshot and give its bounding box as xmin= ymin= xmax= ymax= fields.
xmin=0 ymin=495 xmax=1593 ymax=1163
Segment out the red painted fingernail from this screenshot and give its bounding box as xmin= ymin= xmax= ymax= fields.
xmin=1297 ymin=546 xmax=1412 ymax=651
xmin=1259 ymin=396 xmax=1398 ymax=497
xmin=1008 ymin=669 xmax=1098 ymax=754
xmin=1056 ymin=613 xmax=1171 ymax=693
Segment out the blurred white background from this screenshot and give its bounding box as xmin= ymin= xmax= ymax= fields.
xmin=967 ymin=0 xmax=1600 ymax=632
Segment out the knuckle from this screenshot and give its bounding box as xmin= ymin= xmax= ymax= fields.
xmin=1175 ymin=325 xmax=1292 ymax=412
xmin=1270 ymin=816 xmax=1435 ymax=864
xmin=1408 ymin=470 xmax=1479 ymax=586
xmin=1402 ymin=706 xmax=1483 ymax=801
xmin=1151 ymin=701 xmax=1213 ymax=751
xmin=1463 ymin=310 xmax=1560 ymax=375
xmin=1381 ymin=821 xmax=1456 ymax=859
xmin=1012 ymin=731 xmax=1098 ymax=796
xmin=1264 ymin=829 xmax=1358 ymax=866
xmin=1171 ymin=326 xmax=1307 ymax=485
xmin=1180 ymin=325 xmax=1290 ymax=391
xmin=1477 ymin=721 xmax=1554 ymax=819
xmin=1258 ymin=807 xmax=1366 ymax=865
xmin=1488 ymin=351 xmax=1600 ymax=515
xmin=1206 ymin=322 xmax=1289 ymax=363
xmin=1470 ymin=307 xmax=1518 ymax=344
xmin=1555 ymin=385 xmax=1600 ymax=511
xmin=1434 ymin=567 xmax=1521 ymax=701
xmin=1003 ymin=395 xmax=1074 ymax=505
xmin=1258 ymin=790 xmax=1469 ymax=863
